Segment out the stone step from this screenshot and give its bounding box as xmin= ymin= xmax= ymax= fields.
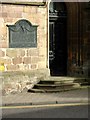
xmin=28 ymin=88 xmax=45 ymax=93
xmin=44 ymin=76 xmax=87 ymax=81
xmin=28 ymin=87 xmax=81 ymax=93
xmin=30 ymin=83 xmax=80 ymax=92
xmin=43 ymin=77 xmax=76 ymax=81
xmin=27 ymin=77 xmax=89 ymax=93
xmin=35 ymin=83 xmax=76 ymax=87
xmin=74 ymin=78 xmax=89 ymax=83
xmin=44 ymin=76 xmax=76 ymax=80
xmin=40 ymin=77 xmax=89 ymax=84
xmin=34 ymin=83 xmax=80 ymax=88
xmin=80 ymin=82 xmax=90 ymax=86
xmin=39 ymin=80 xmax=74 ymax=84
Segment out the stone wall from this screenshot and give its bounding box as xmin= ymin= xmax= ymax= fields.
xmin=0 ymin=3 xmax=48 ymax=72
xmin=0 ymin=2 xmax=49 ymax=95
xmin=0 ymin=69 xmax=49 ymax=95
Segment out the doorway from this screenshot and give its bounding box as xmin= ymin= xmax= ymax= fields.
xmin=49 ymin=2 xmax=67 ymax=76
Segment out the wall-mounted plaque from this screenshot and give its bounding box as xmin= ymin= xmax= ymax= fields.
xmin=7 ymin=19 xmax=38 ymax=48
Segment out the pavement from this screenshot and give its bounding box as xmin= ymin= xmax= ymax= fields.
xmin=2 ymin=87 xmax=89 ymax=107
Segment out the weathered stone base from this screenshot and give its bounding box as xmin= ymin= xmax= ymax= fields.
xmin=0 ymin=68 xmax=50 ymax=95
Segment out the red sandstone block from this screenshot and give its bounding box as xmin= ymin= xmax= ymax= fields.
xmin=38 ymin=56 xmax=45 ymax=62
xmin=31 ymin=64 xmax=37 ymax=69
xmin=0 ymin=12 xmax=2 ymax=17
xmin=17 ymin=50 xmax=25 ymax=57
xmin=2 ymin=12 xmax=7 ymax=17
xmin=12 ymin=57 xmax=22 ymax=65
xmin=0 ymin=58 xmax=11 ymax=64
xmin=23 ymin=57 xmax=31 ymax=64
xmin=8 ymin=12 xmax=22 ymax=18
xmin=15 ymin=6 xmax=23 ymax=12
xmin=0 ymin=41 xmax=8 ymax=48
xmin=0 ymin=5 xmax=2 ymax=11
xmin=2 ymin=5 xmax=8 ymax=12
xmin=6 ymin=65 xmax=19 ymax=71
xmin=20 ymin=64 xmax=29 ymax=70
xmin=0 ymin=50 xmax=5 ymax=57
xmin=7 ymin=13 xmax=15 ymax=18
xmin=27 ymin=49 xmax=39 ymax=56
xmin=3 ymin=17 xmax=13 ymax=22
xmin=31 ymin=56 xmax=38 ymax=63
xmin=16 ymin=13 xmax=22 ymax=18
xmin=6 ymin=50 xmax=17 ymax=57
xmin=30 ymin=7 xmax=37 ymax=14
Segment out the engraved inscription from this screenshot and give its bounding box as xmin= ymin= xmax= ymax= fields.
xmin=7 ymin=19 xmax=38 ymax=48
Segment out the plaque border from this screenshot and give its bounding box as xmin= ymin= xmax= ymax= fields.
xmin=7 ymin=19 xmax=38 ymax=48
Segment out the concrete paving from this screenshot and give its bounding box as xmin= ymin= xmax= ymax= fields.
xmin=2 ymin=87 xmax=89 ymax=106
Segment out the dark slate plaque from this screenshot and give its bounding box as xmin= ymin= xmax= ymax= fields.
xmin=7 ymin=19 xmax=38 ymax=48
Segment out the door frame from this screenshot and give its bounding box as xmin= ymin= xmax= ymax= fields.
xmin=48 ymin=2 xmax=67 ymax=76
xmin=47 ymin=2 xmax=80 ymax=76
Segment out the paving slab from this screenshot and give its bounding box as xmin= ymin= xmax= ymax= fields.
xmin=2 ymin=87 xmax=89 ymax=106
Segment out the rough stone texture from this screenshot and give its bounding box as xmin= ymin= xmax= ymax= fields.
xmin=38 ymin=62 xmax=46 ymax=69
xmin=31 ymin=57 xmax=38 ymax=64
xmin=19 ymin=64 xmax=30 ymax=70
xmin=12 ymin=57 xmax=22 ymax=65
xmin=17 ymin=50 xmax=25 ymax=57
xmin=6 ymin=49 xmax=17 ymax=58
xmin=0 ymin=41 xmax=8 ymax=48
xmin=31 ymin=64 xmax=37 ymax=69
xmin=0 ymin=50 xmax=5 ymax=57
xmin=0 ymin=70 xmax=49 ymax=95
xmin=23 ymin=57 xmax=31 ymax=64
xmin=6 ymin=65 xmax=19 ymax=71
xmin=27 ymin=49 xmax=39 ymax=56
xmin=0 ymin=58 xmax=11 ymax=64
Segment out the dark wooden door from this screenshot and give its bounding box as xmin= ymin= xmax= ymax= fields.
xmin=49 ymin=15 xmax=67 ymax=76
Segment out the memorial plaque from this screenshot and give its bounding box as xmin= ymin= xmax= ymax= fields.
xmin=7 ymin=19 xmax=38 ymax=48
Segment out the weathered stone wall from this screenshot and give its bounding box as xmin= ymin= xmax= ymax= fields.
xmin=0 ymin=69 xmax=49 ymax=95
xmin=0 ymin=3 xmax=49 ymax=95
xmin=0 ymin=3 xmax=48 ymax=72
